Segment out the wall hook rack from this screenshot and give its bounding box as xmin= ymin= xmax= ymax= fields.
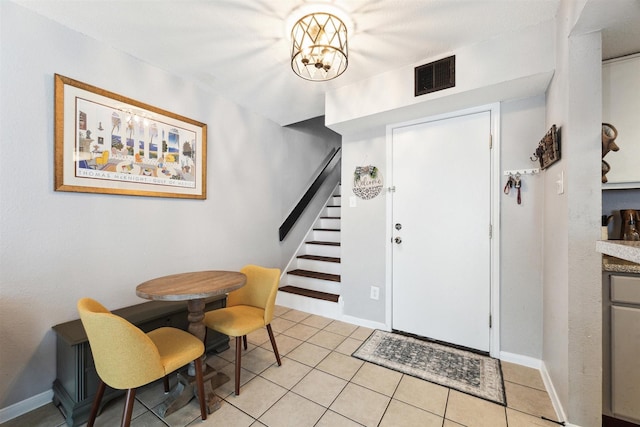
xmin=503 ymin=168 xmax=540 ymax=176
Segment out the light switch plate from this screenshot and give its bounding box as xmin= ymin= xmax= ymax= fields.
xmin=556 ymin=171 xmax=564 ymax=195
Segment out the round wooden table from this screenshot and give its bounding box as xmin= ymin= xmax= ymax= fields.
xmin=136 ymin=270 xmax=246 ymax=415
xmin=137 ymin=270 xmax=246 ymax=343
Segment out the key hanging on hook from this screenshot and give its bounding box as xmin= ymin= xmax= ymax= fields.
xmin=503 ymin=174 xmax=513 ymax=195
xmin=514 ymin=173 xmax=522 ymax=205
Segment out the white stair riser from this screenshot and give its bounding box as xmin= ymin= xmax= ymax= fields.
xmin=318 ymin=218 xmax=340 ymax=229
xmin=304 ymin=244 xmax=340 ymax=258
xmin=283 ymin=184 xmax=342 ymax=303
xmin=276 ymin=291 xmax=341 ymax=320
xmin=313 ymin=230 xmax=340 ymax=242
xmin=297 ymin=258 xmax=341 ymax=275
xmin=324 ymin=206 xmax=341 ymax=217
xmin=286 ymin=276 xmax=341 ymax=295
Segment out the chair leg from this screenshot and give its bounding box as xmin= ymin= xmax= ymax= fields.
xmin=267 ymin=324 xmax=282 ymax=366
xmin=163 ymin=375 xmax=170 ymax=393
xmin=266 ymin=324 xmax=282 ymax=366
xmin=194 ymin=357 xmax=207 ymax=420
xmin=121 ymin=388 xmax=136 ymax=427
xmin=243 ymin=335 xmax=248 ymax=350
xmin=235 ymin=336 xmax=242 ymax=395
xmin=87 ymin=380 xmax=106 ymax=427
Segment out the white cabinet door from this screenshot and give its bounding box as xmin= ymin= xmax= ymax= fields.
xmin=602 ymin=54 xmax=640 ymax=188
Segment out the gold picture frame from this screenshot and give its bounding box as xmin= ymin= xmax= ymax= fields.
xmin=54 ymin=74 xmax=207 ymax=199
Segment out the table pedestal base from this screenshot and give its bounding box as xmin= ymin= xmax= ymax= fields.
xmin=158 ymin=365 xmax=230 ymax=417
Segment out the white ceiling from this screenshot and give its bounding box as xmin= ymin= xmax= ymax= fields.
xmin=13 ymin=0 xmax=640 ymax=126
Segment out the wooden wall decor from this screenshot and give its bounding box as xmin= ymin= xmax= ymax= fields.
xmin=530 ymin=125 xmax=560 ymax=170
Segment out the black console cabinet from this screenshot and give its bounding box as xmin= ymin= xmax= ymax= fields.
xmin=52 ymin=297 xmax=229 ymax=427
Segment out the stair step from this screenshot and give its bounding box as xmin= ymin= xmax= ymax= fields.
xmin=321 ymin=216 xmax=340 ymax=219
xmin=314 ymin=228 xmax=340 ymax=232
xmin=279 ymin=286 xmax=339 ymax=303
xmin=288 ymin=269 xmax=340 ymax=282
xmin=297 ymin=255 xmax=340 ymax=263
xmin=306 ymin=241 xmax=340 ymax=246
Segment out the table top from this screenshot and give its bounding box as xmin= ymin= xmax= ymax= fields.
xmin=136 ymin=270 xmax=246 ymax=301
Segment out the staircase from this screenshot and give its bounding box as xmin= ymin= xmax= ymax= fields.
xmin=278 ymin=185 xmax=342 ymax=317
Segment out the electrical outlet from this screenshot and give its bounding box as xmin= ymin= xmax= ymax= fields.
xmin=370 ymin=286 xmax=379 ymax=300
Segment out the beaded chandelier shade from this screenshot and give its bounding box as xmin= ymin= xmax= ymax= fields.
xmin=290 ymin=12 xmax=348 ymax=81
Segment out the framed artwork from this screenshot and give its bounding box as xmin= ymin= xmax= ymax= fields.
xmin=54 ymin=74 xmax=207 ymax=199
xmin=531 ymin=124 xmax=560 ymax=170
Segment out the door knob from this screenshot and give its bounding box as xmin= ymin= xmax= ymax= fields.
xmin=394 ymin=237 xmax=402 ymax=244
xmin=395 ymin=223 xmax=402 ymax=230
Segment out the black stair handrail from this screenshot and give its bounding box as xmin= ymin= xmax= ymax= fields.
xmin=279 ymin=147 xmax=341 ymax=241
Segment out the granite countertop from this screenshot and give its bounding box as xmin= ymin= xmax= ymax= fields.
xmin=596 ymin=240 xmax=640 ymax=273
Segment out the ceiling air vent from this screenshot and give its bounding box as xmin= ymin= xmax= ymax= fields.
xmin=415 ymin=55 xmax=455 ymax=97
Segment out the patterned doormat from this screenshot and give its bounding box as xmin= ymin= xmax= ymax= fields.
xmin=352 ymin=330 xmax=506 ymax=406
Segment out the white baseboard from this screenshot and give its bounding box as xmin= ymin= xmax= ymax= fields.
xmin=339 ymin=314 xmax=386 ymax=331
xmin=0 ymin=389 xmax=53 ymax=424
xmin=499 ymin=352 xmax=577 ymax=426
xmin=539 ymin=361 xmax=572 ymax=426
xmin=499 ymin=351 xmax=543 ymax=370
xmin=275 ymin=293 xmax=387 ymax=331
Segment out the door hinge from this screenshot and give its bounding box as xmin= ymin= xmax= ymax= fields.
xmin=489 ymin=133 xmax=493 ymax=149
xmin=489 ymin=224 xmax=492 ymax=239
xmin=489 ymin=314 xmax=492 ymax=328
xmin=388 ymin=186 xmax=396 ymax=193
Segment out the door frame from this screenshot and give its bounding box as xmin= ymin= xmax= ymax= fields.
xmin=384 ymin=103 xmax=501 ymax=357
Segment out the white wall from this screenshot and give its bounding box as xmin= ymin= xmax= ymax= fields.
xmin=279 ymin=118 xmax=342 ymax=262
xmin=341 ymin=129 xmax=388 ymax=323
xmin=326 ymin=20 xmax=555 ymax=135
xmin=542 ymin=0 xmax=603 ymax=424
xmin=500 ymin=95 xmax=546 ymax=358
xmin=331 ymin=19 xmax=556 ymax=356
xmin=338 ymin=97 xmax=549 ymax=352
xmin=331 ymin=2 xmax=607 ymax=424
xmin=542 ymin=0 xmax=571 ymax=414
xmin=0 ymin=1 xmax=336 ymax=409
xmin=327 ymin=21 xmax=558 ymax=353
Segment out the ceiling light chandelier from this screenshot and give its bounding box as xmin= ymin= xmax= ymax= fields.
xmin=290 ymin=11 xmax=348 ymax=81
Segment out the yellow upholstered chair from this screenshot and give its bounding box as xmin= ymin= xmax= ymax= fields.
xmin=95 ymin=151 xmax=109 ymax=166
xmin=77 ymin=298 xmax=207 ymax=427
xmin=203 ymin=265 xmax=282 ymax=395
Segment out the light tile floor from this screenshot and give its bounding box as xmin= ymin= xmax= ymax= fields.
xmin=2 ymin=306 xmax=560 ymax=427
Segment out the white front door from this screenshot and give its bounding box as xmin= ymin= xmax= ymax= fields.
xmin=391 ymin=110 xmax=492 ymax=352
